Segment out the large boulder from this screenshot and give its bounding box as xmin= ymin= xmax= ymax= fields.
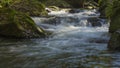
xmin=11 ymin=0 xmax=47 ymax=16
xmin=108 ymin=0 xmax=120 ymax=51
xmin=108 ymin=15 xmax=120 ymax=51
xmin=108 ymin=30 xmax=120 ymax=51
xmin=109 ymin=7 xmax=120 ymax=33
xmin=0 ymin=8 xmax=46 ymax=38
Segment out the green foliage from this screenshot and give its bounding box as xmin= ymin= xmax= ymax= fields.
xmin=99 ymin=0 xmax=120 ymax=18
xmin=107 ymin=0 xmax=120 ymax=33
xmin=105 ymin=0 xmax=113 ymax=18
xmin=0 ymin=0 xmax=12 ymax=7
xmin=112 ymin=0 xmax=120 ymax=17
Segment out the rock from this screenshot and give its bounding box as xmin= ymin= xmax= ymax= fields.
xmin=45 ymin=8 xmax=52 ymax=12
xmin=68 ymin=9 xmax=84 ymax=13
xmin=0 ymin=8 xmax=46 ymax=38
xmin=11 ymin=0 xmax=47 ymax=16
xmin=87 ymin=17 xmax=102 ymax=27
xmin=88 ymin=38 xmax=108 ymax=43
xmin=48 ymin=6 xmax=60 ymax=11
xmin=108 ymin=30 xmax=120 ymax=51
xmin=109 ymin=11 xmax=120 ymax=33
xmin=45 ymin=6 xmax=60 ymax=13
xmin=107 ymin=0 xmax=120 ymax=51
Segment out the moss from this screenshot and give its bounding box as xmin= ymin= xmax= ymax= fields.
xmin=109 ymin=1 xmax=120 ymax=33
xmin=11 ymin=0 xmax=47 ymax=16
xmin=0 ymin=8 xmax=46 ymax=38
xmin=109 ymin=14 xmax=120 ymax=33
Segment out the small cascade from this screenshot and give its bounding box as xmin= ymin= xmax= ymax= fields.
xmin=32 ymin=9 xmax=108 ymax=32
xmin=1 ymin=9 xmax=120 ymax=68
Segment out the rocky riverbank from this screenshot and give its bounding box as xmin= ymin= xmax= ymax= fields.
xmin=0 ymin=0 xmax=48 ymax=38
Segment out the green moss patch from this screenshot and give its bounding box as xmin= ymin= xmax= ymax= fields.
xmin=0 ymin=8 xmax=46 ymax=38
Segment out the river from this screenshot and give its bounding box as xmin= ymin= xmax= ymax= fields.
xmin=0 ymin=9 xmax=120 ymax=68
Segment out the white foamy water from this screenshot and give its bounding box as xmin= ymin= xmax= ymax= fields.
xmin=0 ymin=9 xmax=120 ymax=68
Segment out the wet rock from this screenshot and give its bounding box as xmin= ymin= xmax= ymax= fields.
xmin=45 ymin=8 xmax=52 ymax=13
xmin=88 ymin=38 xmax=108 ymax=43
xmin=48 ymin=6 xmax=60 ymax=11
xmin=87 ymin=17 xmax=102 ymax=27
xmin=40 ymin=17 xmax=79 ymax=25
xmin=108 ymin=30 xmax=120 ymax=51
xmin=0 ymin=8 xmax=46 ymax=38
xmin=68 ymin=9 xmax=84 ymax=13
xmin=89 ymin=39 xmax=108 ymax=43
xmin=41 ymin=17 xmax=60 ymax=25
xmin=46 ymin=6 xmax=60 ymax=13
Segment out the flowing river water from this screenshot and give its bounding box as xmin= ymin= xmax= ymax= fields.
xmin=0 ymin=9 xmax=120 ymax=68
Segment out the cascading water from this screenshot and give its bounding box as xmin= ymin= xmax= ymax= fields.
xmin=0 ymin=9 xmax=120 ymax=68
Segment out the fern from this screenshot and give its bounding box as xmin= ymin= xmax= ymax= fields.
xmin=0 ymin=0 xmax=12 ymax=7
xmin=105 ymin=0 xmax=113 ymax=18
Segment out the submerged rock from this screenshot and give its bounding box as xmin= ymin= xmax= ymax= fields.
xmin=87 ymin=17 xmax=102 ymax=27
xmin=0 ymin=8 xmax=46 ymax=38
xmin=88 ymin=38 xmax=108 ymax=43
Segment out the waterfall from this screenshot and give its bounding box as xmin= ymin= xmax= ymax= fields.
xmin=32 ymin=9 xmax=109 ymax=35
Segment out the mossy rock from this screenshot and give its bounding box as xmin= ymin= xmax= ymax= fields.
xmin=109 ymin=0 xmax=120 ymax=33
xmin=48 ymin=6 xmax=60 ymax=11
xmin=0 ymin=8 xmax=46 ymax=38
xmin=109 ymin=9 xmax=120 ymax=33
xmin=11 ymin=0 xmax=47 ymax=16
xmin=108 ymin=30 xmax=120 ymax=51
xmin=107 ymin=0 xmax=120 ymax=51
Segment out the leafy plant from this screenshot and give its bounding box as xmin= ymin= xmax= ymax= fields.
xmin=0 ymin=0 xmax=13 ymax=7
xmin=105 ymin=0 xmax=120 ymax=18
